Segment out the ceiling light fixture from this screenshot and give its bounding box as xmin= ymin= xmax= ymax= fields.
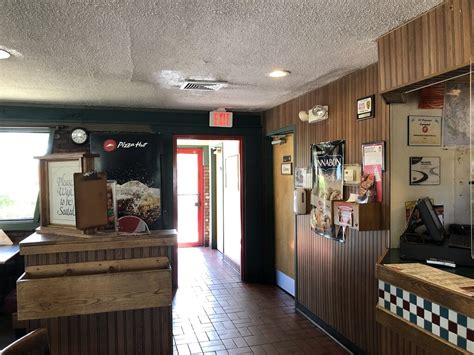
xmin=0 ymin=49 xmax=11 ymax=60
xmin=268 ymin=70 xmax=291 ymax=78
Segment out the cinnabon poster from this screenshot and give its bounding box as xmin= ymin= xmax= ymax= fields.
xmin=310 ymin=140 xmax=344 ymax=240
xmin=90 ymin=133 xmax=162 ymax=230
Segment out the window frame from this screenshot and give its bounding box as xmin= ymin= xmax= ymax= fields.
xmin=0 ymin=127 xmax=54 ymax=231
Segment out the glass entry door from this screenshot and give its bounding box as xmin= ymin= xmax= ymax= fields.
xmin=177 ymin=148 xmax=204 ymax=247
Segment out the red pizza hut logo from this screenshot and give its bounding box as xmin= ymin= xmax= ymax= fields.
xmin=103 ymin=139 xmax=149 ymax=152
xmin=103 ymin=139 xmax=117 ymax=152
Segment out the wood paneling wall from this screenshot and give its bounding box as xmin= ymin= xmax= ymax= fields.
xmin=264 ymin=64 xmax=390 ymax=354
xmin=378 ymin=0 xmax=472 ymax=93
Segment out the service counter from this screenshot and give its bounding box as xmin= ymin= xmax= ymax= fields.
xmin=376 ymin=249 xmax=474 ymax=354
xmin=15 ymin=229 xmax=177 ymax=355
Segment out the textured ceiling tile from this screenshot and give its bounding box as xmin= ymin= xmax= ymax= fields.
xmin=0 ymin=0 xmax=441 ymax=111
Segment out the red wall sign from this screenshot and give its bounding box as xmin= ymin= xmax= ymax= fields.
xmin=209 ymin=111 xmax=233 ymax=128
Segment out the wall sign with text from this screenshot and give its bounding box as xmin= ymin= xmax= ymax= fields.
xmin=48 ymin=160 xmax=81 ymax=225
xmin=407 ymin=116 xmax=442 ymax=146
xmin=35 ymin=152 xmax=97 ymax=234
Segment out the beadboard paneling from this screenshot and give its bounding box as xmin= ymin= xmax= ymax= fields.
xmin=264 ymin=63 xmax=390 ymax=354
xmin=378 ymin=0 xmax=472 ymax=93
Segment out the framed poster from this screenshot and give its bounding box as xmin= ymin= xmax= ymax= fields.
xmin=409 ymin=157 xmax=440 ymax=185
xmin=281 ymin=162 xmax=292 ymax=175
xmin=310 ymin=140 xmax=344 ymax=241
xmin=407 ymin=116 xmax=442 ymax=146
xmin=357 ymin=95 xmax=375 ymax=120
xmin=362 ymin=141 xmax=385 ymax=171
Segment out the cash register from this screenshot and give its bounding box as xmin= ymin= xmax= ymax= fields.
xmin=399 ymin=197 xmax=474 ymax=267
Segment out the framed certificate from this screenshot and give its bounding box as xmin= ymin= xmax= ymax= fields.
xmin=409 ymin=157 xmax=441 ymax=185
xmin=357 ymin=95 xmax=375 ymax=120
xmin=407 ymin=116 xmax=442 ymax=146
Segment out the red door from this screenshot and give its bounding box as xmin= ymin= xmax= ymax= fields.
xmin=177 ymin=148 xmax=204 ymax=247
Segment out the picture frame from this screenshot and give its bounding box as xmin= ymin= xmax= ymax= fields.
xmin=35 ymin=152 xmax=98 ymax=235
xmin=409 ymin=157 xmax=441 ymax=185
xmin=362 ymin=141 xmax=385 ymax=171
xmin=407 ymin=115 xmax=442 ymax=146
xmin=356 ymin=95 xmax=375 ymax=120
xmin=281 ymin=162 xmax=292 ymax=175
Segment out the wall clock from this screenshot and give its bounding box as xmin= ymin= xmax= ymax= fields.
xmin=71 ymin=128 xmax=88 ymax=145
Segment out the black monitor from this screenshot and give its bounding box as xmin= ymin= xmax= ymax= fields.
xmin=416 ymin=197 xmax=448 ymax=242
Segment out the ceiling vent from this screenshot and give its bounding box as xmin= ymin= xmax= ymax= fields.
xmin=180 ymin=80 xmax=228 ymax=91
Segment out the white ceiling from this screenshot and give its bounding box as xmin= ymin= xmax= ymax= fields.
xmin=0 ymin=0 xmax=441 ymax=112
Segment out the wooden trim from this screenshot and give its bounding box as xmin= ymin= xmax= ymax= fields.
xmin=19 ymin=230 xmax=177 ymax=255
xmin=380 ymin=63 xmax=470 ymax=94
xmin=376 ymin=306 xmax=470 ymax=355
xmin=376 ymin=249 xmax=388 ymax=265
xmin=20 ymin=236 xmax=176 ymax=255
xmin=17 ymin=267 xmax=172 ymax=320
xmin=376 ymin=264 xmax=474 ymax=318
xmin=25 ymin=256 xmax=170 ymax=278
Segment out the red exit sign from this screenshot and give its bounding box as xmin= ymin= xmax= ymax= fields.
xmin=209 ymin=111 xmax=233 ymax=128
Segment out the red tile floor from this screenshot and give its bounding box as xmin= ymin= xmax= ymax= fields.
xmin=173 ymin=247 xmax=348 ymax=355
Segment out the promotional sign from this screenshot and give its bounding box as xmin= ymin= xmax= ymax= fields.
xmin=409 ymin=157 xmax=441 ymax=185
xmin=90 ymin=133 xmax=162 ymax=230
xmin=310 ymin=140 xmax=344 ymax=240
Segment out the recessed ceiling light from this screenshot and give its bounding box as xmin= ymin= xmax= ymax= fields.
xmin=0 ymin=49 xmax=11 ymax=60
xmin=268 ymin=70 xmax=291 ymax=78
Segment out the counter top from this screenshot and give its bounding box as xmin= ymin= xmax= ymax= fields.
xmin=377 ymin=249 xmax=474 ymax=354
xmin=382 ymin=248 xmax=474 ymax=279
xmin=20 ymin=229 xmax=177 ymax=255
xmin=377 ymin=249 xmax=474 ymax=318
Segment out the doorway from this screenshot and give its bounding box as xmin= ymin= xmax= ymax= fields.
xmin=177 ymin=148 xmax=204 ymax=247
xmin=174 ymin=136 xmax=244 ymax=274
xmin=271 ymin=132 xmax=295 ymax=296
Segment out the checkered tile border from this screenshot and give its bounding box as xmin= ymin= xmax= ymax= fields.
xmin=378 ymin=280 xmax=474 ymax=353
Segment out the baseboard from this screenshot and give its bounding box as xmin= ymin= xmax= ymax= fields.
xmin=296 ymin=301 xmax=365 ymax=355
xmin=276 ymin=270 xmax=295 ymax=296
xmin=223 ymin=255 xmax=240 ymax=274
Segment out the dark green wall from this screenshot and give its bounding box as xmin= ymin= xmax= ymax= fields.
xmin=0 ymin=105 xmax=272 ymax=283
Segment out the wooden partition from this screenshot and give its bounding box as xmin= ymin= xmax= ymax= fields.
xmin=264 ymin=64 xmax=390 ymax=353
xmin=378 ymin=0 xmax=472 ymax=94
xmin=17 ymin=230 xmax=177 ymax=355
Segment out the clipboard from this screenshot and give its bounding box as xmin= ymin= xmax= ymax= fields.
xmin=74 ymin=172 xmax=108 ymax=230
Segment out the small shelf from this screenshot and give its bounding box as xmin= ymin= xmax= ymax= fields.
xmin=333 ymin=201 xmax=383 ymax=231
